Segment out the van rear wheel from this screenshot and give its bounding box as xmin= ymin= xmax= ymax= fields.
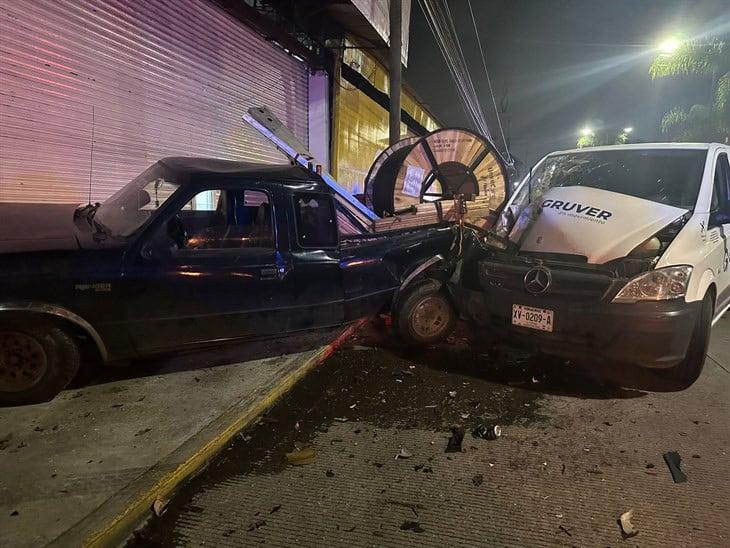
xmin=0 ymin=321 xmax=80 ymax=405
xmin=663 ymin=293 xmax=713 ymax=389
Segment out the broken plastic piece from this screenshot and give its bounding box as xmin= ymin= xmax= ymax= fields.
xmin=286 ymin=447 xmax=316 ymax=465
xmin=445 ymin=426 xmax=464 ymax=453
xmin=395 ymin=448 xmax=413 ymax=460
xmin=663 ymin=451 xmax=687 ymax=483
xmin=619 ymin=509 xmax=638 ymax=539
xmin=152 ymin=497 xmax=169 ymax=517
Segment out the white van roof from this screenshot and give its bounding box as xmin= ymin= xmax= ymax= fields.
xmin=549 ymin=142 xmax=723 ymax=156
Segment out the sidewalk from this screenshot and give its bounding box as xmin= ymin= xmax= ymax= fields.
xmin=0 ymin=327 xmax=352 ymax=547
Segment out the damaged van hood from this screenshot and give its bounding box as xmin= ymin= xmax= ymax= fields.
xmin=515 ymin=186 xmax=688 ymax=264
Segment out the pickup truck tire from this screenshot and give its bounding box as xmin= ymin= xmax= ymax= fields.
xmin=663 ymin=293 xmax=713 ymax=389
xmin=0 ymin=321 xmax=80 ymax=405
xmin=394 ymin=280 xmax=457 ymax=346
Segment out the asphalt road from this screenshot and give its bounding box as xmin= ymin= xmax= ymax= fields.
xmin=132 ymin=317 xmax=730 ymax=547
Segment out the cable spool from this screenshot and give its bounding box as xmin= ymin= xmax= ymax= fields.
xmin=364 ymin=128 xmax=508 ymax=229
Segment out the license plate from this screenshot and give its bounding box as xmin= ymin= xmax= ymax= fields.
xmin=512 ymin=304 xmax=554 ymax=332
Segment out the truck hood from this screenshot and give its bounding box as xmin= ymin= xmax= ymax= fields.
xmin=0 ymin=203 xmax=82 ymax=253
xmin=517 ymin=186 xmax=688 ymax=264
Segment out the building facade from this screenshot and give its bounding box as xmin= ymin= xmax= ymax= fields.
xmin=0 ymin=0 xmax=314 ymax=203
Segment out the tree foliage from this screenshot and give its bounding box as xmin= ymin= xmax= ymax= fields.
xmin=650 ymin=41 xmax=728 ymax=79
xmin=650 ymin=39 xmax=729 ymax=143
xmin=576 ymin=123 xmax=630 ymax=148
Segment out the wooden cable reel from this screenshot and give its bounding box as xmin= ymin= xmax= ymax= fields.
xmin=364 ymin=128 xmax=508 ymax=231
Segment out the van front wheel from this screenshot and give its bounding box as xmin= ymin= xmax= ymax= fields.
xmin=664 ymin=293 xmax=713 ymax=389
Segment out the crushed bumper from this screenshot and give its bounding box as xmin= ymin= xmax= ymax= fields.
xmin=450 ymin=284 xmax=700 ymax=368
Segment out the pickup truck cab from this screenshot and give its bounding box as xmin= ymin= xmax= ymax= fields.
xmin=452 ymin=143 xmax=730 ymax=388
xmin=0 ymin=157 xmax=454 ymax=404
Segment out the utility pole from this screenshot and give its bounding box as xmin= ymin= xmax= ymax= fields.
xmin=389 ymin=0 xmax=402 ymax=145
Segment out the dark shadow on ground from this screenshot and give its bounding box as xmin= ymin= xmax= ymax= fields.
xmin=356 ymin=317 xmax=653 ymax=399
xmin=68 ymin=327 xmax=343 ymax=390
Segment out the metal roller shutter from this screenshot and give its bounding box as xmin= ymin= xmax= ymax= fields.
xmin=0 ymin=0 xmax=309 ymax=203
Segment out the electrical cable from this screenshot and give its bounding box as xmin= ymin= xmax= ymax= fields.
xmin=466 ymin=0 xmax=512 ymax=165
xmin=418 ymin=0 xmax=494 ymax=144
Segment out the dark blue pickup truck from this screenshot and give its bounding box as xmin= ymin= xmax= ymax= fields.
xmin=0 ymin=158 xmax=456 ymax=405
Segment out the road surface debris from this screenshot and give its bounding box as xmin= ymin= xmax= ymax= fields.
xmin=619 ymin=509 xmax=638 ymax=539
xmin=663 ymin=451 xmax=688 ymax=483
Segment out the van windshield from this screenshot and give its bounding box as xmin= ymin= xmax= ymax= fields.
xmin=525 ymin=148 xmax=707 ymax=210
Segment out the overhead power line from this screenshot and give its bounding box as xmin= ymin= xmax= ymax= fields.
xmin=418 ymin=0 xmax=513 ymax=166
xmin=418 ymin=0 xmax=493 ymax=141
xmin=466 ymin=0 xmax=512 ymax=164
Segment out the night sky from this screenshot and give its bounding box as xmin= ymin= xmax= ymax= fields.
xmin=406 ymin=0 xmax=730 ymax=168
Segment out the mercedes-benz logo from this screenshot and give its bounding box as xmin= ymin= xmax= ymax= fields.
xmin=524 ymin=266 xmax=552 ymax=295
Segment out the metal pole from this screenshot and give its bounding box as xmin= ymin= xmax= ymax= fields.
xmin=389 ymin=0 xmax=402 ymax=145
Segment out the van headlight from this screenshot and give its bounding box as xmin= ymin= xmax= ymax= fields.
xmin=612 ymin=266 xmax=693 ymax=303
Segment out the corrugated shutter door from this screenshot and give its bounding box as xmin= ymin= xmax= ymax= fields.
xmin=0 ymin=0 xmax=309 ymax=203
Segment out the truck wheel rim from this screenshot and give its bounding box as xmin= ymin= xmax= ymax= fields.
xmin=0 ymin=332 xmax=48 ymax=392
xmin=412 ymin=296 xmax=449 ymax=339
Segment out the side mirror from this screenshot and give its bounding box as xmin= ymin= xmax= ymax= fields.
xmin=710 ymin=211 xmax=730 ymax=227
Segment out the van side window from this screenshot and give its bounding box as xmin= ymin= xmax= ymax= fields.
xmin=714 ymin=153 xmax=730 ymax=216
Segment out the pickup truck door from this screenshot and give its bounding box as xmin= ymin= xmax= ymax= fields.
xmin=340 ymin=236 xmax=400 ymax=321
xmin=283 ymin=191 xmax=345 ymax=331
xmin=123 ymin=181 xmax=293 ymax=354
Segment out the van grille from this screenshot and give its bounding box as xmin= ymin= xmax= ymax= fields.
xmin=479 ymin=258 xmax=617 ymax=303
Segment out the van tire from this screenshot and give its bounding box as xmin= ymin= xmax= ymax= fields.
xmin=394 ymin=280 xmax=457 ymax=346
xmin=664 ymin=293 xmax=713 ymax=389
xmin=0 ymin=321 xmax=80 ymax=406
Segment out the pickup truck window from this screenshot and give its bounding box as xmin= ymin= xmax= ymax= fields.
xmin=181 ymin=189 xmax=273 ymax=250
xmin=294 ymin=193 xmax=338 ymax=248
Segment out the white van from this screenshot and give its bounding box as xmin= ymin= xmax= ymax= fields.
xmin=451 ymin=143 xmax=730 ymax=387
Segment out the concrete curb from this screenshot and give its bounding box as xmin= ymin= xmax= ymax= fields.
xmin=47 ymin=321 xmax=363 ymax=548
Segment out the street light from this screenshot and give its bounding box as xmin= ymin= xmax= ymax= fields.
xmin=658 ymin=37 xmax=681 ymax=55
xmin=623 ymin=127 xmax=633 ymax=133
xmin=580 ymin=127 xmax=594 ymax=136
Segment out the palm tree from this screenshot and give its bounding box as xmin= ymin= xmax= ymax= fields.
xmin=650 ymin=39 xmax=729 ymax=143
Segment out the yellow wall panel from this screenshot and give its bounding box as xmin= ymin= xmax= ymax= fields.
xmin=333 ymin=39 xmax=439 ymax=194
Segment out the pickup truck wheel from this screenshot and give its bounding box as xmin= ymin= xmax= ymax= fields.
xmin=0 ymin=322 xmax=80 ymax=405
xmin=663 ymin=293 xmax=713 ymax=389
xmin=395 ymin=282 xmax=457 ymax=346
